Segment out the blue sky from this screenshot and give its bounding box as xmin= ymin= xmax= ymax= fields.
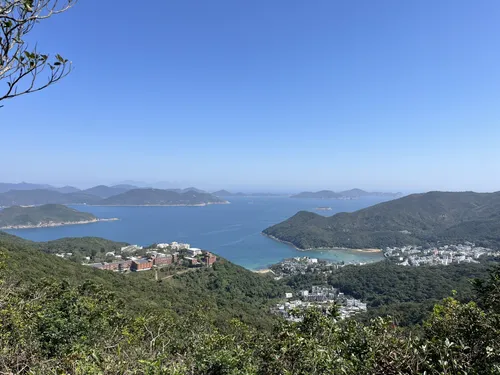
xmin=2 ymin=0 xmax=500 ymax=192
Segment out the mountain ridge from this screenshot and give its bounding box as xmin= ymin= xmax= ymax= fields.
xmin=263 ymin=191 xmax=500 ymax=250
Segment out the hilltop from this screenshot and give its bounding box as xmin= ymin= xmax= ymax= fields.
xmin=81 ymin=185 xmax=133 ymax=198
xmin=98 ymin=188 xmax=227 ymax=206
xmin=291 ymin=189 xmax=402 ymax=199
xmin=264 ymin=191 xmax=500 ymax=250
xmin=0 ymin=204 xmax=101 ymax=229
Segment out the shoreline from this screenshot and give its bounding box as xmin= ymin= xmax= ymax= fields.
xmin=86 ymin=201 xmax=230 ymax=207
xmin=1 ymin=218 xmax=119 ymax=230
xmin=262 ymin=233 xmax=382 ymax=253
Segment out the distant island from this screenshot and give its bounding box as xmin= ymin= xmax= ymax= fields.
xmin=0 ymin=204 xmax=118 ymax=229
xmin=213 ymin=190 xmax=285 ymax=197
xmin=96 ymin=188 xmax=228 ymax=206
xmin=0 ymin=184 xmax=224 ymax=207
xmin=291 ymin=189 xmax=402 ymax=199
xmin=263 ymin=191 xmax=500 ymax=250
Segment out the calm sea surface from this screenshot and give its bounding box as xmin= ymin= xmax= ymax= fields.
xmin=5 ymin=197 xmax=388 ymax=270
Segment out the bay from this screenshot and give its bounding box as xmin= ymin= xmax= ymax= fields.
xmin=5 ymin=196 xmax=388 ymax=270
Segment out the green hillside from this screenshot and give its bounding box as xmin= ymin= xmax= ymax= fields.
xmin=98 ymin=188 xmax=227 ymax=205
xmin=0 ymin=232 xmax=284 ymax=329
xmin=0 ymin=204 xmax=97 ymax=228
xmin=0 ymin=231 xmax=499 ymax=373
xmin=264 ymin=191 xmax=500 ymax=249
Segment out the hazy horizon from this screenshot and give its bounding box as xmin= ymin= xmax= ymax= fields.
xmin=3 ymin=1 xmax=500 ymax=192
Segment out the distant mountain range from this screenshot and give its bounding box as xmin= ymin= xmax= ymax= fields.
xmin=290 ymin=189 xmax=403 ymax=199
xmin=0 ymin=204 xmax=98 ymax=229
xmin=212 ymin=190 xmax=285 ymax=197
xmin=0 ymin=185 xmax=221 ymax=207
xmin=263 ymin=191 xmax=500 ymax=250
xmin=0 ymin=182 xmax=80 ymax=194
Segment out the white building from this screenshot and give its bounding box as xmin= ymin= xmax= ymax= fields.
xmin=121 ymin=245 xmax=143 ymax=253
xmin=157 ymin=243 xmax=169 ymax=249
xmin=186 ymin=248 xmax=202 ymax=256
xmin=285 ymin=293 xmax=293 ymax=299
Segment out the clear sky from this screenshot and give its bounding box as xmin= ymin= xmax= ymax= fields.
xmin=2 ymin=0 xmax=500 ymax=192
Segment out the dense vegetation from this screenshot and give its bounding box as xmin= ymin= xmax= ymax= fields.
xmin=290 ymin=188 xmax=401 ymax=199
xmin=99 ymin=188 xmax=226 ymax=206
xmin=265 ymin=191 xmax=500 ymax=249
xmin=284 ymin=261 xmax=495 ymax=326
xmin=0 ymin=204 xmax=96 ymax=228
xmin=0 ymin=232 xmax=284 ymax=329
xmin=0 ymin=241 xmax=499 ymax=372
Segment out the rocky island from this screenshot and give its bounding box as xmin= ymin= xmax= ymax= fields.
xmin=0 ymin=204 xmax=117 ymax=229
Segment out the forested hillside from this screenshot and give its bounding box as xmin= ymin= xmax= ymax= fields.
xmin=0 ymin=204 xmax=96 ymax=228
xmin=0 ymin=234 xmax=499 ymax=372
xmin=264 ymin=191 xmax=500 ymax=249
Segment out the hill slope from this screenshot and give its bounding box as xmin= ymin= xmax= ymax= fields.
xmin=0 ymin=189 xmax=100 ymax=207
xmin=0 ymin=204 xmax=97 ymax=229
xmin=0 ymin=232 xmax=284 ymax=328
xmin=98 ymin=188 xmax=227 ymax=206
xmin=264 ymin=191 xmax=500 ymax=249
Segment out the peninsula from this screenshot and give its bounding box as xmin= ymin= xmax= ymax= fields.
xmin=96 ymin=188 xmax=228 ymax=206
xmin=0 ymin=204 xmax=117 ymax=229
xmin=264 ymin=191 xmax=500 ymax=250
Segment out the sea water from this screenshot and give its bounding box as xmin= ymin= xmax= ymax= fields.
xmin=5 ymin=196 xmax=388 ymax=270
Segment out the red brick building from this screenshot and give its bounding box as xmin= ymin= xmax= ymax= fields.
xmin=153 ymin=255 xmax=172 ymax=266
xmin=203 ymin=252 xmax=217 ymax=266
xmin=131 ymin=259 xmax=153 ymax=271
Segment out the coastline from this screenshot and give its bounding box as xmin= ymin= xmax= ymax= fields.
xmin=87 ymin=201 xmax=230 ymax=207
xmin=262 ymin=233 xmax=382 ymax=253
xmin=0 ymin=218 xmax=119 ymax=230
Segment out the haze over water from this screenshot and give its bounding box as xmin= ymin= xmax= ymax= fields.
xmin=6 ymin=196 xmax=387 ymax=270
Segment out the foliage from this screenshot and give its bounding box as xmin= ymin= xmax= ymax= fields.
xmin=99 ymin=188 xmax=226 ymax=206
xmin=264 ymin=191 xmax=500 ymax=249
xmin=0 ymin=0 xmax=75 ymax=104
xmin=0 ymin=204 xmax=96 ymax=228
xmin=0 ymin=233 xmax=500 ymax=373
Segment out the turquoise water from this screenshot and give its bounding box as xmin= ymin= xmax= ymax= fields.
xmin=5 ymin=196 xmax=388 ymax=270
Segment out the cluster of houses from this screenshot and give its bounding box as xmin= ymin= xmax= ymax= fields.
xmin=384 ymin=242 xmax=498 ymax=267
xmin=87 ymin=242 xmax=217 ymax=272
xmin=272 ymin=285 xmax=367 ymax=321
xmin=270 ymin=256 xmax=358 ymax=279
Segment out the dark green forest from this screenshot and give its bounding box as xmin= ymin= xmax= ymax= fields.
xmin=264 ymin=191 xmax=500 ymax=249
xmin=0 ymin=231 xmax=499 ymax=373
